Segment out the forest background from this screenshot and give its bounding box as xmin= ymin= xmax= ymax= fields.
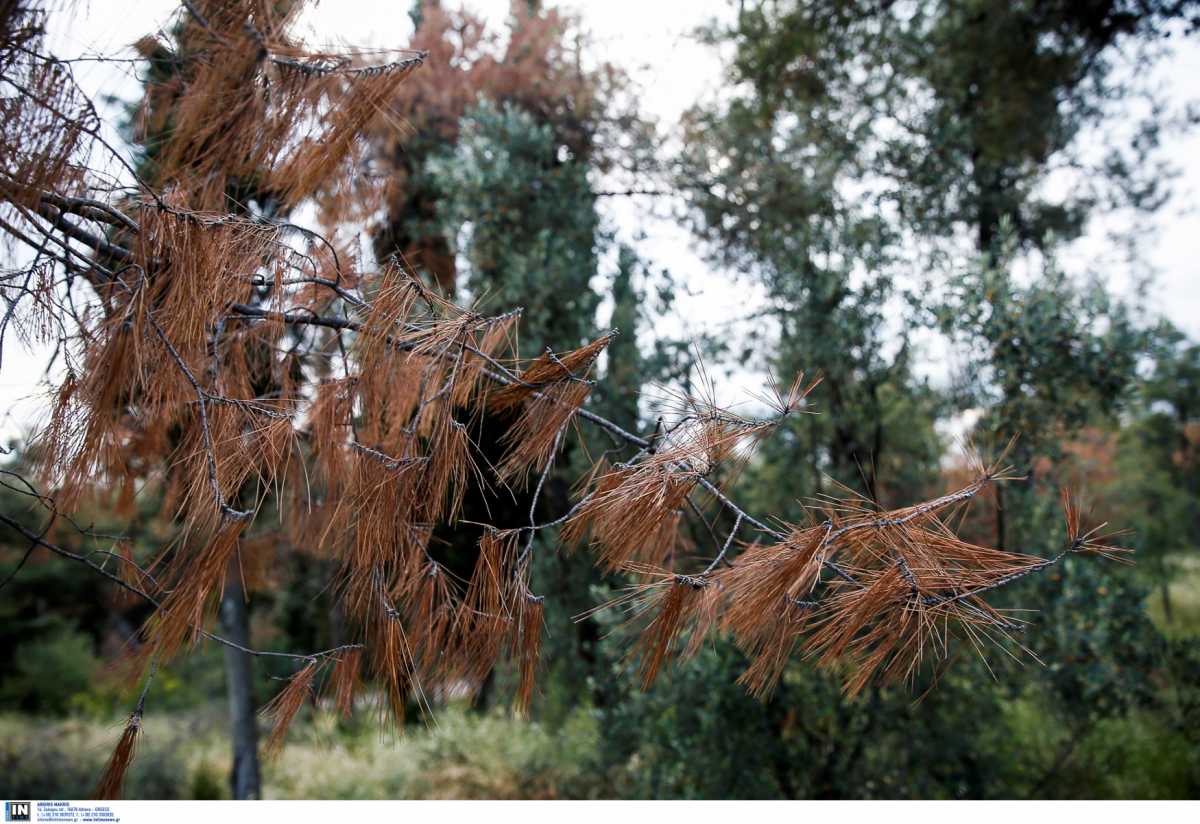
xmin=2 ymin=0 xmax=1200 ymax=800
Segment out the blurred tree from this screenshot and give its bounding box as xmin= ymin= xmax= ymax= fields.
xmin=428 ymin=100 xmax=601 ymax=352
xmin=626 ymin=0 xmax=1200 ymax=800
xmin=372 ymin=0 xmax=648 ymax=291
xmin=1114 ymin=321 xmax=1200 ymax=621
xmin=676 ymin=1 xmax=965 ymax=508
xmin=938 ymin=237 xmax=1145 ymax=547
xmin=368 ymin=5 xmax=659 ymax=714
xmin=596 ymin=244 xmax=646 ymax=433
xmin=681 ymin=0 xmax=1196 ymax=505
xmin=421 ymin=97 xmax=607 ymax=711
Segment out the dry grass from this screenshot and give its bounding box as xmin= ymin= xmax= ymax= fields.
xmin=2 ymin=700 xmax=601 ymax=800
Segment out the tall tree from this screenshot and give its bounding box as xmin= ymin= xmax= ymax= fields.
xmin=682 ymin=0 xmax=1195 ymax=532
xmin=428 ymin=100 xmax=601 ymax=352
xmin=370 ymin=4 xmax=655 ymax=710
xmin=648 ymin=0 xmax=1195 ymax=798
xmin=1114 ymin=321 xmax=1200 ymax=621
xmin=677 ymin=1 xmax=940 ymax=507
xmin=371 ymin=0 xmax=636 ymax=291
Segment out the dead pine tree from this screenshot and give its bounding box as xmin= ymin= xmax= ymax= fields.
xmin=0 ymin=0 xmax=1133 ymax=799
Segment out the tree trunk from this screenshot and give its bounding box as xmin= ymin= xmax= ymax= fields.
xmin=220 ymin=560 xmax=261 ymax=800
xmin=994 ymin=484 xmax=1006 ymax=551
xmin=1160 ymin=580 xmax=1174 ymax=625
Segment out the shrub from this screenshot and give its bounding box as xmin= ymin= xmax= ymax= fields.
xmin=0 ymin=716 xmax=189 ymax=799
xmin=0 ymin=626 xmax=98 ymax=716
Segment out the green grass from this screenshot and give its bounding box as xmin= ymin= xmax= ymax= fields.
xmin=1144 ymin=553 xmax=1200 ymax=639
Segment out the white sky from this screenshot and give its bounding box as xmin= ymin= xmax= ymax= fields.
xmin=3 ymin=0 xmax=1198 ymax=441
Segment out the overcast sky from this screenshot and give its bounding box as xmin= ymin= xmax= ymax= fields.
xmin=3 ymin=0 xmax=1197 ymax=439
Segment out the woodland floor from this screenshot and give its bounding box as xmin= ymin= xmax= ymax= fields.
xmin=2 ymin=555 xmax=1197 ymax=800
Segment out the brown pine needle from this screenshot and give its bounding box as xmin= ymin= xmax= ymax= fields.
xmin=92 ymin=713 xmax=142 ymax=800
xmin=262 ymin=659 xmax=320 ymax=756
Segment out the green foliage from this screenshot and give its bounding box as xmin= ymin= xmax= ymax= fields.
xmin=0 ymin=624 xmax=98 ymax=716
xmin=1115 ymin=322 xmax=1200 ymax=613
xmin=588 ymin=600 xmax=1198 ymax=798
xmin=1021 ymin=558 xmax=1162 ymax=720
xmin=680 ymin=0 xmax=1182 ymax=504
xmin=940 ymin=238 xmax=1144 ymax=457
xmin=596 ymin=244 xmax=645 ymax=430
xmin=703 ymin=0 xmax=1185 ymax=258
xmin=679 ymin=1 xmax=958 ymax=505
xmin=431 ymin=100 xmax=601 ymax=353
xmin=590 ymin=633 xmax=1013 ymax=798
xmin=594 ymin=643 xmax=797 ymax=798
